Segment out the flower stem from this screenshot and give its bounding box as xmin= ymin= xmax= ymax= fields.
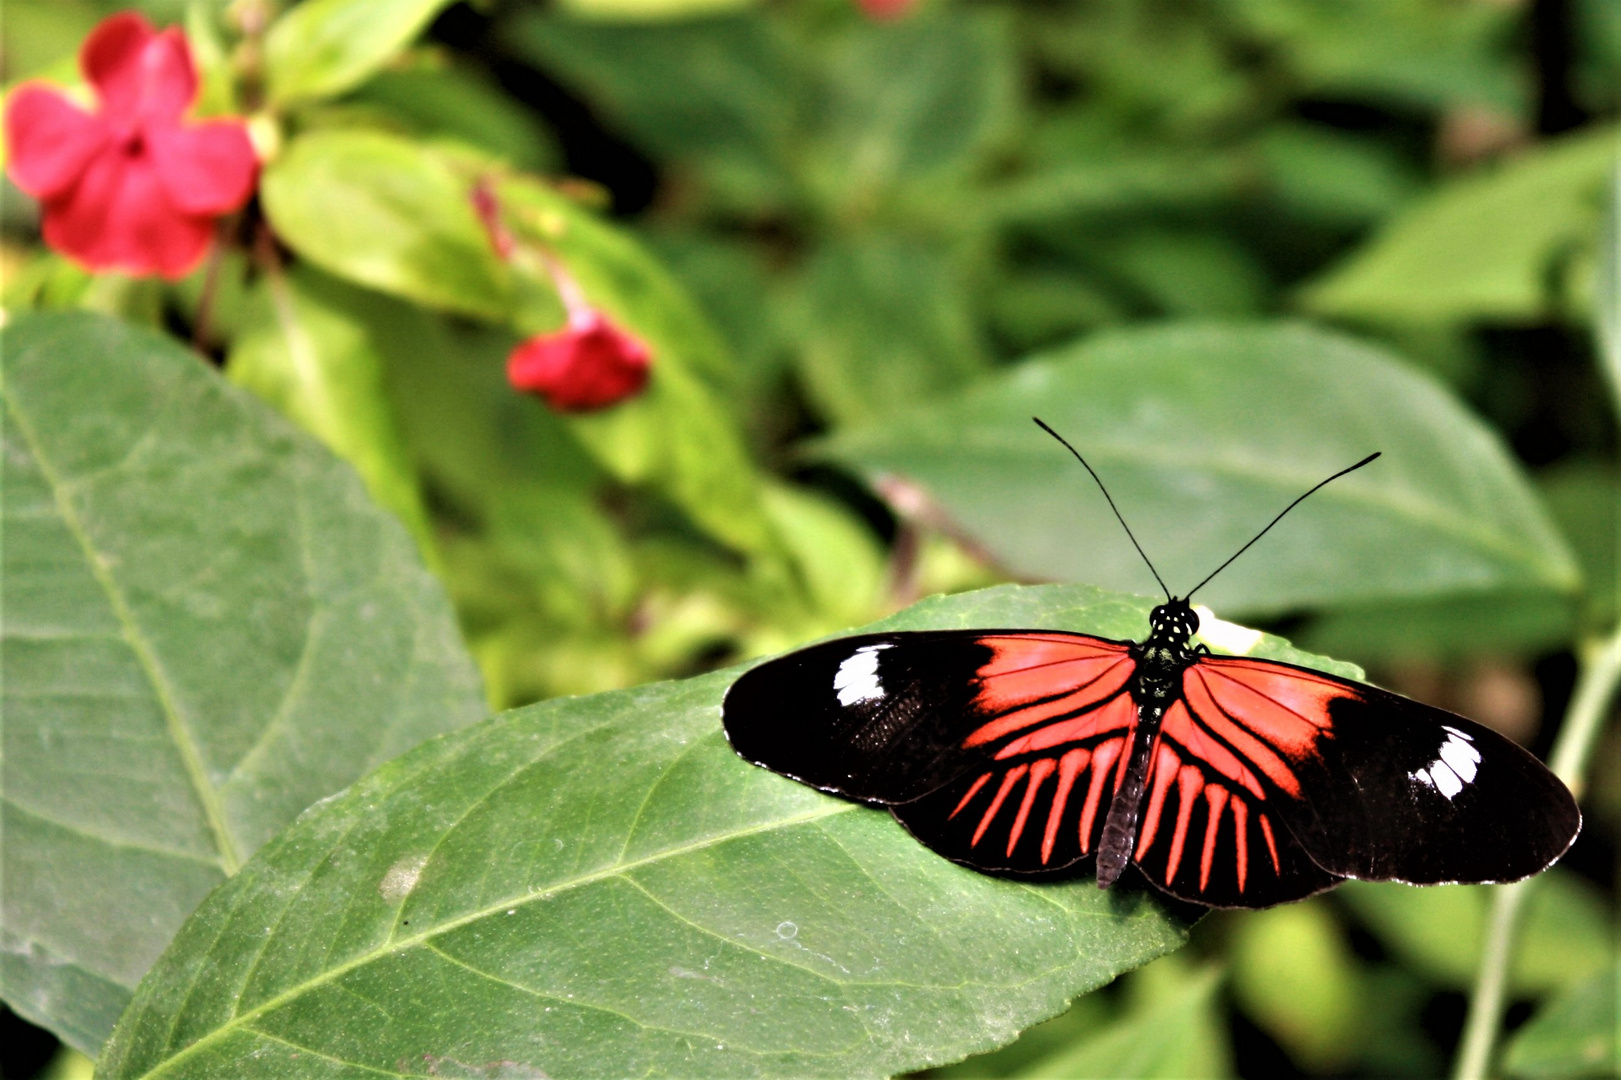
xmin=1450 ymin=626 xmax=1621 ymax=1080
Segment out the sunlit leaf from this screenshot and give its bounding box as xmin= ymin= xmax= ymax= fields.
xmin=1301 ymin=127 xmax=1617 ymax=324
xmin=264 ymin=0 xmax=456 ymax=105
xmin=556 ymin=0 xmax=756 ymax=21
xmin=1 ymin=313 xmax=485 ymax=1054
xmin=261 ymin=130 xmax=511 ymax=319
xmin=818 ymin=323 xmax=1578 ymax=617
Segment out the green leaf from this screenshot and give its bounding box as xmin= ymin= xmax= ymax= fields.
xmin=1290 ymin=587 xmax=1578 ymax=663
xmin=1503 ymin=968 xmax=1619 ymax=1079
xmin=795 ymin=237 xmax=987 ymax=428
xmin=502 ymin=13 xmax=795 ymax=210
xmin=760 ymin=482 xmax=885 ymax=629
xmin=261 ymin=130 xmax=511 ymax=319
xmin=1257 ymin=123 xmax=1423 ymax=228
xmin=1230 ymin=900 xmax=1364 ymax=1071
xmin=1597 ymin=163 xmax=1621 ymax=421
xmin=263 ymin=0 xmax=455 ymax=105
xmin=817 ymin=11 xmax=1014 ymax=191
xmin=348 ymin=63 xmax=560 ymax=173
xmin=1538 ymin=462 xmax=1618 ymax=630
xmin=1 ymin=312 xmax=485 ymax=1054
xmin=1301 ymin=127 xmax=1617 ymax=324
xmin=227 ymin=267 xmax=438 ymax=562
xmin=1339 ymin=871 xmax=1615 ymax=995
xmin=496 ymin=174 xmax=779 ymax=558
xmin=97 ymin=583 xmax=1282 ymax=1079
xmin=556 ymin=0 xmax=756 ymax=21
xmin=817 ymin=322 xmax=1578 ymax=617
xmin=1005 ymin=962 xmax=1231 ymax=1079
xmin=1225 ymin=0 xmax=1524 ymax=113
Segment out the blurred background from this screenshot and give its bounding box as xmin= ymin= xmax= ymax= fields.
xmin=2 ymin=0 xmax=1616 ymax=1076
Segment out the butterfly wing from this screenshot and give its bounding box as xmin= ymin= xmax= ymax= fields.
xmin=723 ymin=630 xmax=1138 ymax=875
xmin=1130 ymin=655 xmax=1581 ymax=906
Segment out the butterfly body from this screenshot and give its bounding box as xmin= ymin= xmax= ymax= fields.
xmin=722 ymin=599 xmax=1581 ymax=908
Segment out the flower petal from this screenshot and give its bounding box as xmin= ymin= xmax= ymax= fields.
xmin=4 ymin=85 xmax=109 ymax=200
xmin=83 ymin=13 xmax=195 ymax=124
xmin=150 ymin=121 xmax=258 ymax=215
xmin=42 ymin=150 xmax=212 ymax=278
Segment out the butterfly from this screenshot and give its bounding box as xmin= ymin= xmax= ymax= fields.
xmin=722 ymin=421 xmax=1581 ymax=908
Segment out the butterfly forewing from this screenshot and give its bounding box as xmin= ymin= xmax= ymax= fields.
xmin=723 ymin=631 xmax=1136 ymax=806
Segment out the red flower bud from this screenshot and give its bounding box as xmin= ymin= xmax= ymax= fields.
xmin=507 ymin=312 xmax=651 ymax=412
xmin=4 ymin=11 xmax=258 ymax=278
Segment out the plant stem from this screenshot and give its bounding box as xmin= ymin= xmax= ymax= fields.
xmin=1450 ymin=627 xmax=1621 ymax=1080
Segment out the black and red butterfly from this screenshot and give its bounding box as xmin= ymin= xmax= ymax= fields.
xmin=723 ymin=422 xmax=1581 ymax=908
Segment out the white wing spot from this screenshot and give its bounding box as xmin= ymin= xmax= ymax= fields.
xmin=1409 ymin=727 xmax=1480 ymax=801
xmin=834 ymin=644 xmax=893 ymax=707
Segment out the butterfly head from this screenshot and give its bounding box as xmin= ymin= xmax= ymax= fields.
xmin=1147 ymin=598 xmax=1200 ymax=647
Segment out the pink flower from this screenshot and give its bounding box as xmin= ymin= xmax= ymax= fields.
xmin=4 ymin=12 xmax=258 ymax=278
xmin=507 ymin=311 xmax=651 ymax=412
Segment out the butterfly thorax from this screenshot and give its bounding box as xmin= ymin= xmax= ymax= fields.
xmin=1099 ymin=598 xmax=1204 ymax=889
xmin=1127 ymin=598 xmax=1203 ymax=704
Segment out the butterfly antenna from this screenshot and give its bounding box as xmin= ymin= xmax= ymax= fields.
xmin=1033 ymin=417 xmax=1171 ymax=601
xmin=1184 ymin=452 xmax=1382 ymax=601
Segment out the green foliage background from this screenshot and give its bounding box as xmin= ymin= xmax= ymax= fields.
xmin=1 ymin=0 xmax=1616 ymax=1077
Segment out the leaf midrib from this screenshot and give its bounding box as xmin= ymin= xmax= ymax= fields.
xmin=133 ymin=800 xmax=857 ymax=1079
xmin=3 ymin=390 xmax=243 ymax=876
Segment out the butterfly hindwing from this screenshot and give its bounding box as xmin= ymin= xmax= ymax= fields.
xmin=889 ymin=691 xmax=1137 ymax=874
xmin=1130 ymin=698 xmax=1343 ymax=905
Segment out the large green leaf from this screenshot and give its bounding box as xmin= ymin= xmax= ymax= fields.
xmin=817 ymin=323 xmax=1579 ymax=617
xmin=97 ymin=583 xmax=1355 ymax=1079
xmin=264 ymin=0 xmax=456 ymax=105
xmin=260 ymin=130 xmax=512 ymax=319
xmin=1301 ymin=127 xmax=1617 ymax=324
xmin=1 ymin=313 xmax=486 ymax=1054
